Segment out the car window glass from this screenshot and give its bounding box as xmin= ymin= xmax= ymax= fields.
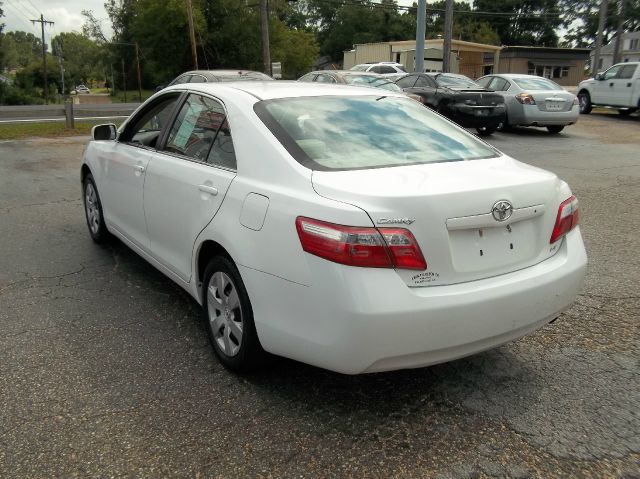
xmin=369 ymin=66 xmax=382 ymax=74
xmin=171 ymin=74 xmax=191 ymax=86
xmin=164 ymin=93 xmax=229 ymax=164
xmin=125 ymin=94 xmax=181 ymax=147
xmin=189 ymin=74 xmax=207 ymax=83
xmin=316 ymin=74 xmax=337 ymax=84
xmin=475 ymin=77 xmax=492 ymax=88
xmin=489 ymin=77 xmax=508 ymax=91
xmin=299 ymin=73 xmax=316 ymax=82
xmin=379 ymin=66 xmax=396 ymax=74
xmin=207 ymin=118 xmax=237 ymax=170
xmin=617 ymin=64 xmax=637 ymax=79
xmin=512 ymin=77 xmax=561 ymax=90
xmin=396 ymin=75 xmax=417 ymax=88
xmin=414 ymin=76 xmax=433 ymax=87
xmin=603 ymin=65 xmax=622 ymax=80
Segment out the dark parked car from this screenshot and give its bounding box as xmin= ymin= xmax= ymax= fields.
xmin=298 ymin=70 xmax=403 ymax=93
xmin=396 ymin=73 xmax=506 ymax=135
xmin=156 ymin=70 xmax=273 ymax=92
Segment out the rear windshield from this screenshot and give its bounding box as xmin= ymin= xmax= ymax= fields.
xmin=434 ymin=74 xmax=480 ymax=88
xmin=343 ymin=75 xmax=403 ymax=92
xmin=512 ymin=77 xmax=561 ymax=90
xmin=254 ymin=95 xmax=498 ymax=171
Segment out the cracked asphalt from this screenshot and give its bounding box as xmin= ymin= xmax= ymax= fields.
xmin=0 ymin=112 xmax=639 ymax=478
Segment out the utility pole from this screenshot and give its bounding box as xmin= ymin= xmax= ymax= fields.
xmin=54 ymin=39 xmax=65 ymax=98
xmin=442 ymin=0 xmax=454 ymax=73
xmin=593 ymin=0 xmax=609 ymax=75
xmin=135 ymin=43 xmax=143 ymax=102
xmin=122 ymin=58 xmax=127 ymax=103
xmin=415 ymin=0 xmax=426 ymax=73
xmin=613 ymin=0 xmax=626 ymax=65
xmin=186 ymin=0 xmax=199 ymax=70
xmin=260 ymin=0 xmax=271 ymax=75
xmin=30 ymin=14 xmax=55 ymax=104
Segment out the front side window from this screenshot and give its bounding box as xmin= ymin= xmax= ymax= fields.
xmin=170 ymin=74 xmax=191 ymax=86
xmin=298 ymin=73 xmax=316 ymax=82
xmin=255 ymin=95 xmax=498 ymax=171
xmin=489 ymin=77 xmax=509 ymax=91
xmin=316 ymin=74 xmax=337 ymax=84
xmin=617 ymin=64 xmax=637 ymax=79
xmin=164 ymin=93 xmax=236 ymax=168
xmin=603 ymin=65 xmax=622 ymax=80
xmin=475 ymin=76 xmax=492 ymax=88
xmin=122 ymin=93 xmax=181 ymax=147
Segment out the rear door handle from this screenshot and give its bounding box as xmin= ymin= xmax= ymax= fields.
xmin=198 ymin=184 xmax=218 ymax=196
xmin=609 ymin=82 xmax=614 ymax=87
xmin=133 ymin=164 xmax=145 ymax=173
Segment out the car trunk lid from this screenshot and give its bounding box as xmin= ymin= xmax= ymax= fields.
xmin=530 ymin=90 xmax=575 ymax=112
xmin=311 ymin=156 xmax=563 ymax=287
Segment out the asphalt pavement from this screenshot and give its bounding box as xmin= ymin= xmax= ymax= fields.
xmin=0 ymin=112 xmax=638 ymax=478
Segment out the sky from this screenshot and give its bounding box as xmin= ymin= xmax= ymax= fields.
xmin=1 ymin=0 xmax=112 ymax=45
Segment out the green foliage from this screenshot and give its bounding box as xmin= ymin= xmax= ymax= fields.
xmin=0 ymin=81 xmax=44 ymax=105
xmin=271 ymin=19 xmax=320 ymax=78
xmin=0 ymin=31 xmax=42 ymax=70
xmin=473 ymin=0 xmax=562 ymax=47
xmin=52 ymin=32 xmax=104 ymax=93
xmin=561 ymin=0 xmax=640 ymax=47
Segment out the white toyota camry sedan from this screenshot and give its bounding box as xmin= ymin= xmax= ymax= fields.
xmin=81 ymin=81 xmax=587 ymax=374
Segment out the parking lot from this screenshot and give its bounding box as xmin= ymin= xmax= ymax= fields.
xmin=0 ymin=112 xmax=638 ymax=478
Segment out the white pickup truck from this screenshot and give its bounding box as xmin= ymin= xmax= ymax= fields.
xmin=577 ymin=62 xmax=640 ymax=116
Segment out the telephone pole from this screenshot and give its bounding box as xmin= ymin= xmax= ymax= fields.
xmin=186 ymin=0 xmax=199 ymax=70
xmin=442 ymin=0 xmax=454 ymax=73
xmin=31 ymin=14 xmax=55 ymax=104
xmin=260 ymin=0 xmax=271 ymax=75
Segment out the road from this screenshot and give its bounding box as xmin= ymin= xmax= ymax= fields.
xmin=0 ymin=112 xmax=638 ymax=478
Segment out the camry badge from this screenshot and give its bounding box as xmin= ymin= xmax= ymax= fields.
xmin=377 ymin=218 xmax=415 ymax=225
xmin=491 ymin=200 xmax=513 ymax=222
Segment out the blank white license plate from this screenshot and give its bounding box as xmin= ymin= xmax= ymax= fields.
xmin=475 ymin=109 xmax=489 ymax=116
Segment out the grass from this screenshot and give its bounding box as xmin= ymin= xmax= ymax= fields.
xmin=0 ymin=121 xmax=121 ymax=141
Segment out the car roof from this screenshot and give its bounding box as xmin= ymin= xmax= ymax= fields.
xmin=309 ymin=70 xmax=386 ymax=77
xmin=164 ymin=80 xmax=406 ymax=101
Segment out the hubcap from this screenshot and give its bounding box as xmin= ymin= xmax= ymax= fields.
xmin=207 ymin=271 xmax=243 ymax=357
xmin=84 ymin=183 xmax=100 ymax=234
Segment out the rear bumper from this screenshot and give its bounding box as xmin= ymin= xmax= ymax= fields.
xmin=510 ymin=104 xmax=580 ymax=127
xmin=240 ymin=228 xmax=587 ymax=374
xmin=444 ymin=104 xmax=506 ymax=128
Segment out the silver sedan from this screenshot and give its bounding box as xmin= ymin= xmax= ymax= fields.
xmin=476 ymin=74 xmax=579 ymax=134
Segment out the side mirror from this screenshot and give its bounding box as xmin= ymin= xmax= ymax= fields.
xmin=91 ymin=123 xmax=117 ymax=141
xmin=594 ymin=72 xmax=604 ymax=80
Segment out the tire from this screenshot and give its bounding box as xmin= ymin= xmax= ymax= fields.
xmin=496 ymin=114 xmax=509 ymax=132
xmin=202 ymin=256 xmax=265 ymax=372
xmin=475 ymin=126 xmax=496 ymax=136
xmin=578 ymin=91 xmax=592 ymax=114
xmin=82 ymin=173 xmax=110 ymax=243
xmin=546 ymin=125 xmax=565 ymax=134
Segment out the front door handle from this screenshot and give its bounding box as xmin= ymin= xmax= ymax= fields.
xmin=133 ymin=164 xmax=145 ymax=173
xmin=609 ymin=82 xmax=614 ymax=87
xmin=198 ymin=184 xmax=218 ymax=196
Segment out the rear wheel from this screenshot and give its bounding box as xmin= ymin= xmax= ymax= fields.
xmin=82 ymin=173 xmax=110 ymax=243
xmin=578 ymin=91 xmax=592 ymax=114
xmin=546 ymin=125 xmax=565 ymax=134
xmin=496 ymin=114 xmax=509 ymax=132
xmin=202 ymin=256 xmax=265 ymax=372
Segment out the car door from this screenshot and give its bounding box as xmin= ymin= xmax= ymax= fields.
xmin=101 ymin=92 xmax=183 ymax=250
xmin=592 ymin=64 xmax=623 ymax=104
xmin=611 ymin=64 xmax=638 ymax=106
xmin=143 ymin=93 xmax=237 ymax=282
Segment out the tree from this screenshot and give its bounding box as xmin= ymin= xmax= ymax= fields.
xmin=0 ymin=31 xmax=42 ymax=70
xmin=473 ymin=0 xmax=563 ymax=46
xmin=561 ymin=0 xmax=640 ymax=47
xmin=52 ymin=32 xmax=104 ymax=91
xmin=270 ymin=19 xmax=319 ymax=78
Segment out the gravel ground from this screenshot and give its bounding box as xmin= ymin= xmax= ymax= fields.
xmin=0 ymin=111 xmax=638 ymax=478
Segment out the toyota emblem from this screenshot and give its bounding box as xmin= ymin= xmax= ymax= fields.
xmin=492 ymin=200 xmax=513 ymax=222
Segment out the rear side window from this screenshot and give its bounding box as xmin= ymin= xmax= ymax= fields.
xmin=414 ymin=76 xmax=434 ymax=87
xmin=617 ymin=64 xmax=637 ymax=79
xmin=254 ymin=95 xmax=498 ymax=171
xmin=164 ymin=93 xmax=236 ymax=169
xmin=298 ymin=73 xmax=316 ymax=82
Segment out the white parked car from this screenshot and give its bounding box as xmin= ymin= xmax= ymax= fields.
xmin=350 ymin=62 xmax=407 ymax=76
xmin=82 ymin=82 xmax=587 ymax=374
xmin=73 ymin=84 xmax=91 ymax=94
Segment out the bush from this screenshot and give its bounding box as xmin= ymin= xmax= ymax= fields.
xmin=0 ymin=83 xmax=45 ymax=105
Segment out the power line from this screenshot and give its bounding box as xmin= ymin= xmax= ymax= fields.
xmin=16 ymin=0 xmax=40 ymax=18
xmin=4 ymin=0 xmax=39 ymax=31
xmin=30 ymin=14 xmax=55 ymax=104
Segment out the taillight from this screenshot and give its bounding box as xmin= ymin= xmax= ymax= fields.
xmin=516 ymin=93 xmax=536 ymax=105
xmin=550 ymin=195 xmax=580 ymax=244
xmin=295 ymin=217 xmax=427 ymax=270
